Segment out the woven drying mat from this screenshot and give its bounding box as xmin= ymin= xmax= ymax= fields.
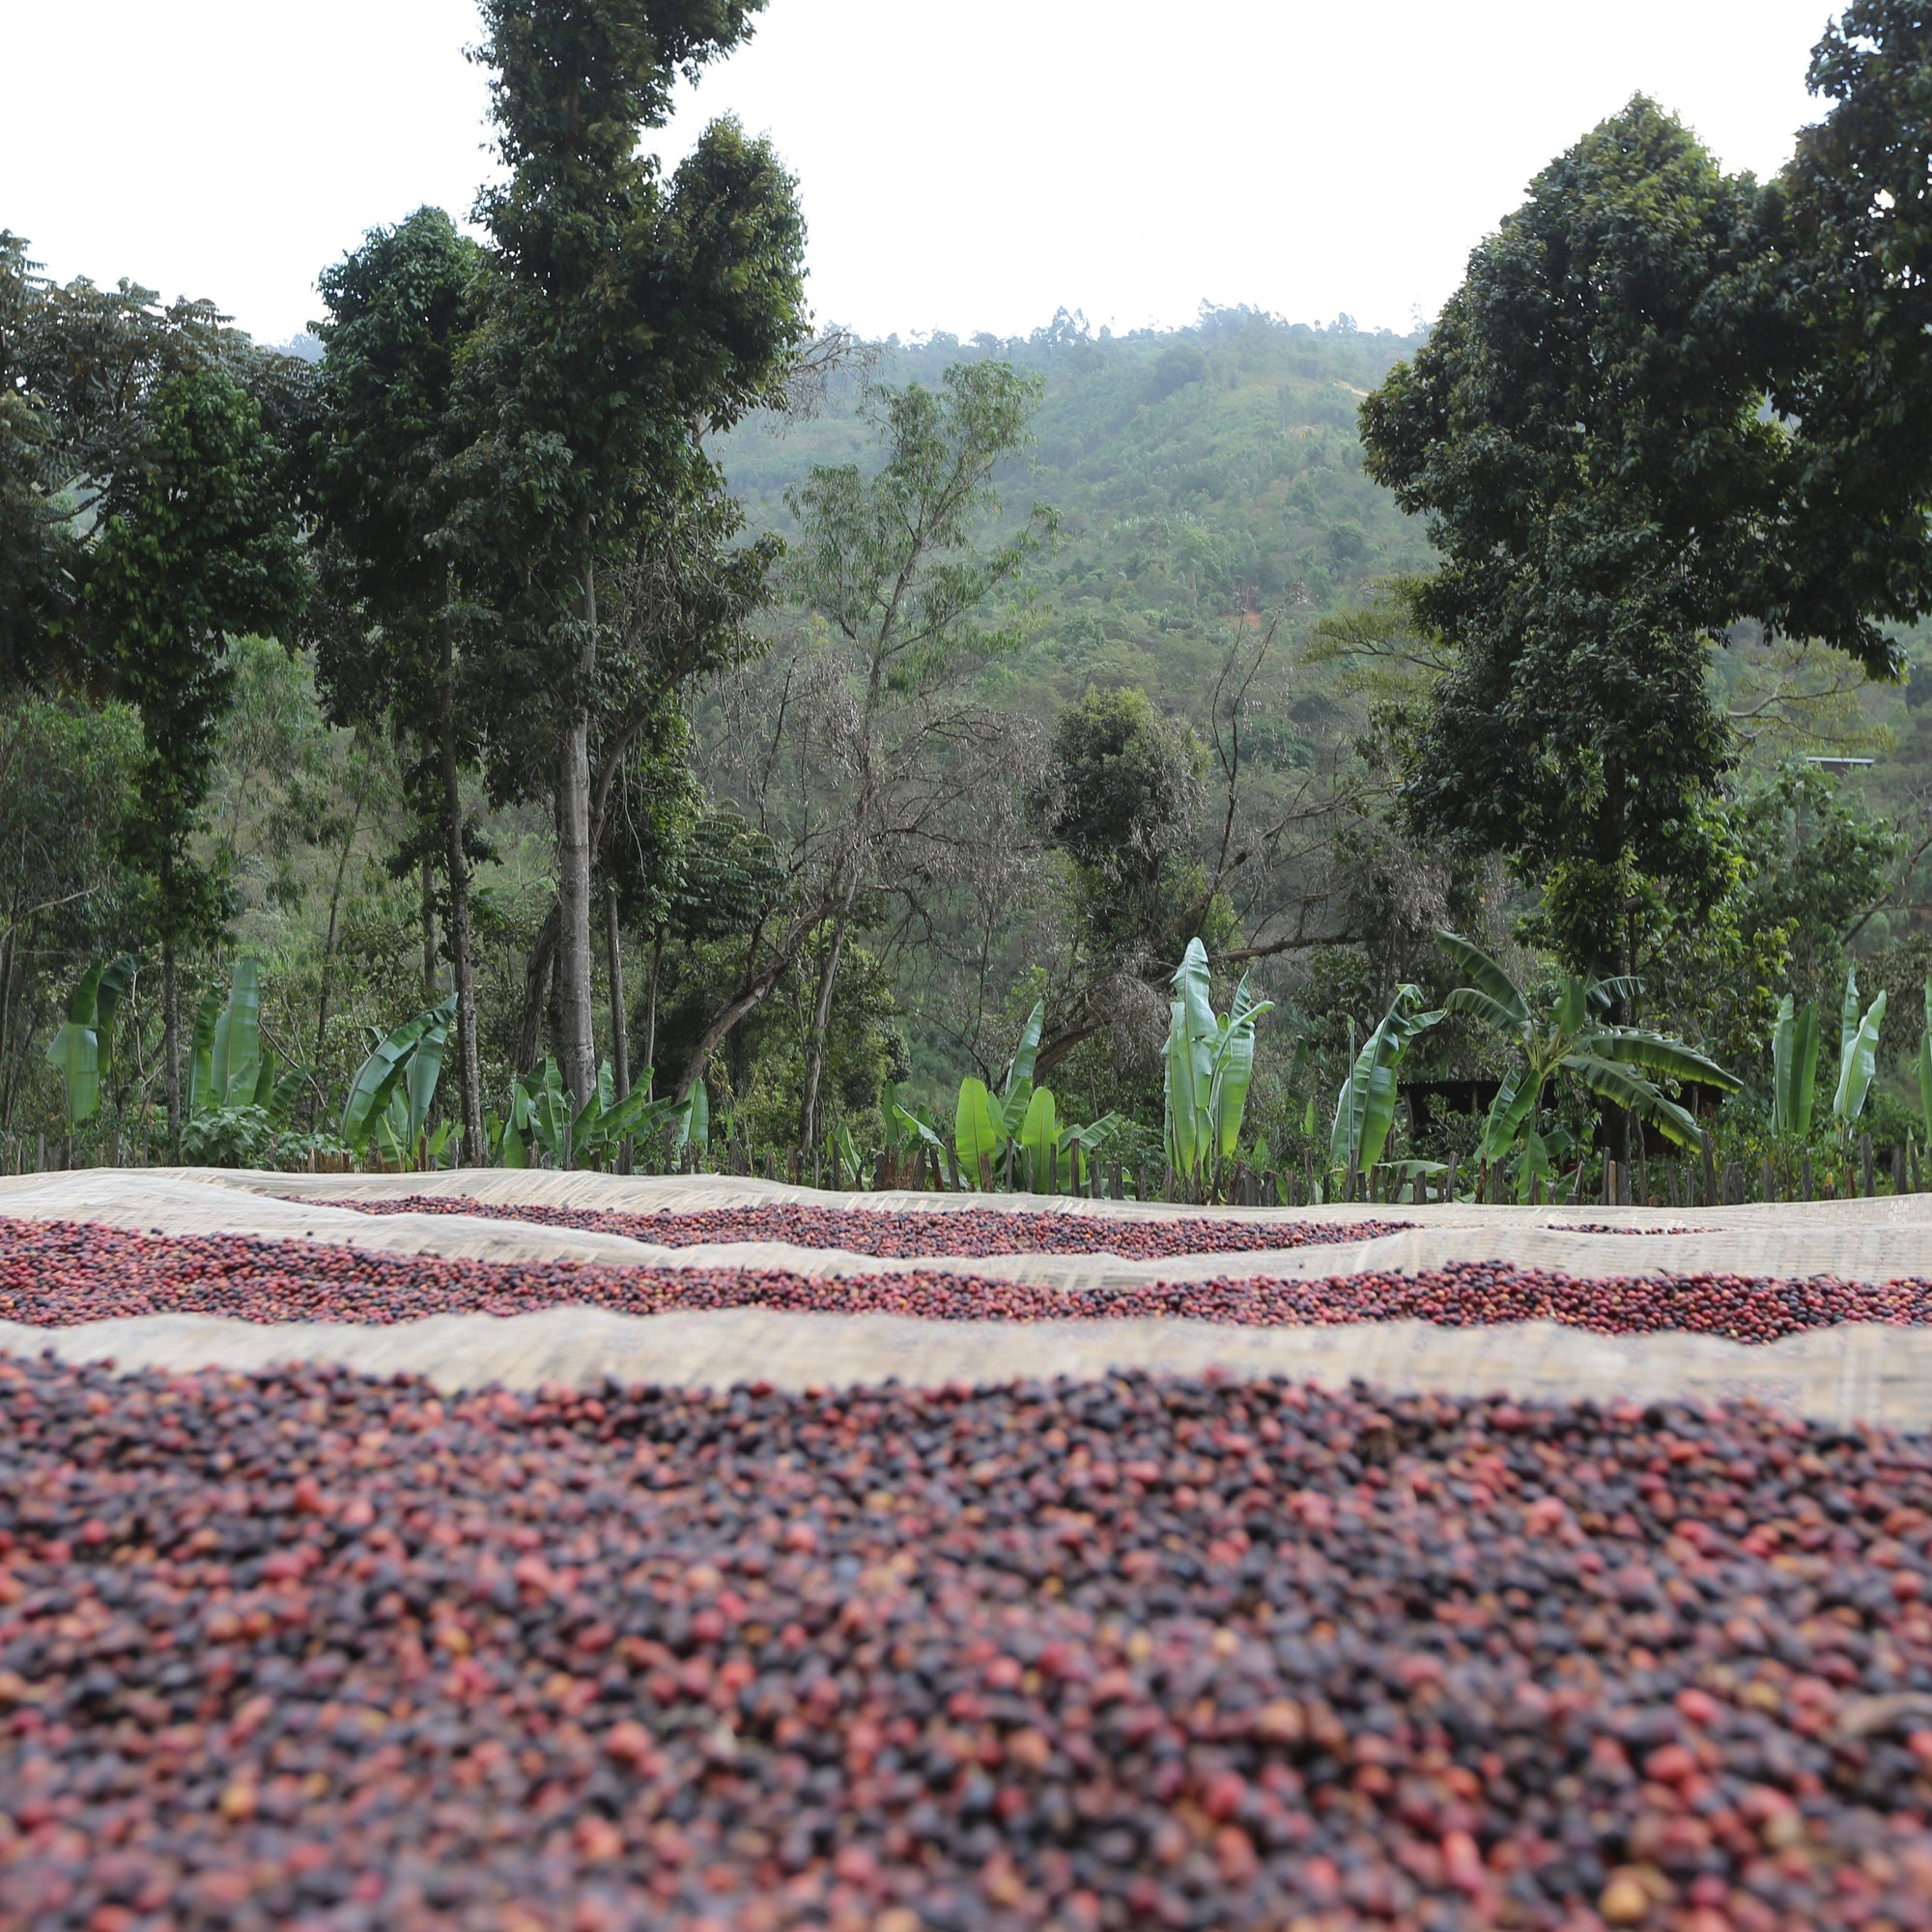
xmin=0 ymin=1306 xmax=1921 ymax=1430
xmin=4 ymin=1168 xmax=1931 ymax=1289
xmin=1 ymin=1169 xmax=1929 ymax=1424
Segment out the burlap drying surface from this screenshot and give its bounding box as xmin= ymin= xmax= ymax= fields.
xmin=0 ymin=1167 xmax=1928 ymax=1426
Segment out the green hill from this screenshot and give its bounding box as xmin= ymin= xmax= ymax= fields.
xmin=714 ymin=306 xmax=1435 ymax=715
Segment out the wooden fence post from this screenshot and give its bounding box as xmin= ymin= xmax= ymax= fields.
xmin=1861 ymin=1134 xmax=1874 ymax=1199
xmin=1699 ymin=1132 xmax=1718 ymax=1208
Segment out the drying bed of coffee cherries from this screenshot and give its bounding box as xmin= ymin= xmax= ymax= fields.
xmin=341 ymin=1198 xmax=1412 ymax=1262
xmin=4 ymin=1360 xmax=1932 ymax=1931
xmin=3 ymin=1220 xmax=1932 ymax=1344
xmin=1549 ymin=1228 xmax=1696 ymax=1238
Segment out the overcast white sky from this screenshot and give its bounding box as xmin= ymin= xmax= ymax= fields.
xmin=5 ymin=0 xmax=1841 ymax=347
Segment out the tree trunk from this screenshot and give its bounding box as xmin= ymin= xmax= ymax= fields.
xmin=516 ymin=901 xmax=560 ymax=1075
xmin=554 ymin=532 xmax=598 ymax=1140
xmin=642 ymin=931 xmax=662 ymax=1099
xmin=0 ymin=918 xmax=17 ymax=1132
xmin=312 ymin=785 xmax=363 ymax=1127
xmin=439 ymin=617 xmax=485 ymax=1157
xmin=606 ymin=885 xmax=630 ymax=1102
xmin=798 ymin=913 xmax=849 ymax=1149
xmin=163 ymin=937 xmax=180 ymax=1159
xmin=606 ymin=884 xmax=631 ymax=1175
xmin=675 ymin=903 xmax=832 ymax=1102
xmin=1613 ymin=909 xmax=1634 ymax=1178
xmin=420 ymin=854 xmax=438 ymax=1007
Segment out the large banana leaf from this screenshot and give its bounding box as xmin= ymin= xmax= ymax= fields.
xmin=1774 ymin=996 xmax=1820 ymax=1138
xmin=1479 ymin=1066 xmax=1539 ymax=1165
xmin=1330 ymin=986 xmax=1441 ymax=1175
xmin=954 ymin=1077 xmax=1002 ymax=1188
xmin=45 ymin=964 xmax=105 ymax=1127
xmin=187 ymin=984 xmax=223 ymax=1115
xmin=212 ymin=959 xmax=262 ymax=1111
xmin=1004 ymin=1000 xmax=1044 ymax=1101
xmin=1435 ymin=932 xmax=1528 ymax=1028
xmin=1330 ymin=1022 xmax=1396 ymax=1174
xmin=1209 ymin=976 xmax=1274 ymax=1163
xmin=1565 ymin=1055 xmax=1702 ymax=1149
xmin=996 ymin=1076 xmax=1035 ymax=1140
xmin=1833 ymin=987 xmax=1887 ymax=1124
xmin=1164 ymin=941 xmax=1219 ymax=1179
xmin=668 ymin=1078 xmax=709 ymax=1156
xmin=1211 ymin=1017 xmax=1258 ymax=1164
xmin=402 ymin=999 xmax=453 ymax=1145
xmin=526 ymin=1060 xmax=571 ymax=1160
xmin=1555 ymin=975 xmax=1591 ymax=1037
xmin=1591 ymin=975 xmax=1643 ymax=1014
xmin=1163 ymin=999 xmax=1202 ymax=1178
xmin=893 ymin=1100 xmax=948 ymax=1158
xmin=571 ymin=1060 xmax=617 ymax=1153
xmin=93 ymin=956 xmax=136 ymax=1085
xmin=611 ymin=1091 xmax=679 ymax=1145
xmin=1442 ymin=985 xmax=1523 ymax=1036
xmin=1020 ymin=1085 xmax=1060 ymax=1188
xmin=1584 ymin=1029 xmax=1742 ymax=1094
xmin=1515 ymin=1126 xmax=1558 ymax=1204
xmin=265 ymin=1065 xmax=303 ymax=1131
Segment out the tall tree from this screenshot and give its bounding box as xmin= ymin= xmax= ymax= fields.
xmin=1359 ymin=99 xmax=1832 ymax=973
xmin=467 ymin=0 xmax=809 ymax=1125
xmin=82 ymin=366 xmax=303 ymax=1150
xmin=306 ymin=206 xmax=490 ymax=1153
xmin=1773 ymin=1 xmax=1932 ymax=660
xmin=2 ymin=239 xmax=304 ymax=700
xmin=0 ymin=235 xmax=64 ymax=688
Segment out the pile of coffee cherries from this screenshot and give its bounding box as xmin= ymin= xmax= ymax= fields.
xmin=344 ymin=1199 xmax=1407 ymax=1262
xmin=0 ymin=1219 xmax=1927 ymax=1344
xmin=2 ymin=1361 xmax=1931 ymax=1929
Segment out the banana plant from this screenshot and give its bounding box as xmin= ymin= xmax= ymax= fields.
xmin=1772 ymin=994 xmax=1820 ymax=1137
xmin=1831 ymin=966 xmax=1887 ymax=1132
xmin=1329 ymin=983 xmax=1443 ymax=1182
xmin=949 ymin=1000 xmax=1048 ymax=1188
xmin=499 ymin=1057 xmax=685 ymax=1169
xmin=572 ymin=1065 xmax=686 ymax=1169
xmin=884 ymin=1083 xmax=949 ymax=1187
xmin=1437 ymin=931 xmax=1743 ymax=1200
xmin=193 ymin=959 xmax=300 ymax=1122
xmin=46 ymin=956 xmax=137 ymax=1129
xmin=341 ymin=994 xmax=455 ymax=1161
xmin=1163 ymin=938 xmax=1275 ymax=1194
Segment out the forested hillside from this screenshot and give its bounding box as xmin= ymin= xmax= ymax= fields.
xmin=719 ymin=306 xmax=1434 ymax=709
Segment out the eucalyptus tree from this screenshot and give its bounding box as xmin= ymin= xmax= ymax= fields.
xmin=464 ymin=0 xmax=809 ymax=1123
xmin=307 ymin=206 xmax=489 ymax=1151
